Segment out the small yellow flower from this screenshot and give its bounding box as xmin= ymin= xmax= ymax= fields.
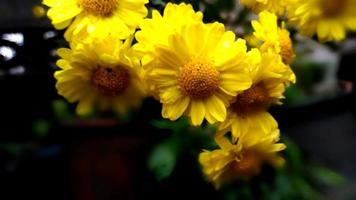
xmin=42 ymin=0 xmax=148 ymax=41
xmin=219 ymin=49 xmax=295 ymax=139
xmin=239 ymin=0 xmax=292 ymax=15
xmin=252 ymin=11 xmax=295 ymax=65
xmin=54 ymin=37 xmax=146 ymax=116
xmin=288 ymin=0 xmax=356 ymax=41
xmin=199 ymin=126 xmax=286 ymax=188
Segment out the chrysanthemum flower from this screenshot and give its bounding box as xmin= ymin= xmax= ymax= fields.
xmin=42 ymin=0 xmax=148 ymax=41
xmin=199 ymin=126 xmax=286 ymax=188
xmin=134 ymin=3 xmax=204 ymax=99
xmin=134 ymin=3 xmax=203 ymax=67
xmin=288 ymin=0 xmax=356 ymax=41
xmin=218 ymin=49 xmax=295 ymax=138
xmin=136 ymin=12 xmax=253 ymax=126
xmin=252 ymin=11 xmax=295 ymax=65
xmin=54 ymin=37 xmax=146 ymax=115
xmin=239 ymin=0 xmax=291 ymax=15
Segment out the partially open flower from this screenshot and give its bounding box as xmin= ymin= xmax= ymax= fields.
xmin=252 ymin=11 xmax=296 ymax=65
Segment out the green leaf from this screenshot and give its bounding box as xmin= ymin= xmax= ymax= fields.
xmin=224 ymin=185 xmax=253 ymax=200
xmin=0 ymin=143 xmax=27 ymax=156
xmin=308 ymin=165 xmax=346 ymax=186
xmin=32 ymin=119 xmax=51 ymax=138
xmin=147 ymin=142 xmax=177 ymax=181
xmin=150 ymin=117 xmax=189 ymax=134
xmin=52 ymin=100 xmax=72 ymax=120
xmin=294 ymin=177 xmax=322 ymax=200
xmin=283 ymin=137 xmax=303 ymax=171
xmin=152 ymin=0 xmax=166 ymax=6
xmin=274 ymin=171 xmax=294 ymax=198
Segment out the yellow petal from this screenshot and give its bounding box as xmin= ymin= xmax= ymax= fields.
xmin=190 ymin=100 xmax=205 ymax=126
xmin=205 ymin=95 xmax=227 ymax=123
xmin=161 ymin=96 xmax=189 ymax=120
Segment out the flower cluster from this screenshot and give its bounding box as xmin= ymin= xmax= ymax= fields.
xmin=43 ymin=0 xmax=300 ymax=188
xmin=240 ymin=0 xmax=356 ymax=42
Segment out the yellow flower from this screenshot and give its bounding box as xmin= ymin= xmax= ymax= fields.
xmin=199 ymin=126 xmax=286 ymax=188
xmin=219 ymin=49 xmax=295 ymax=139
xmin=240 ymin=0 xmax=291 ymax=15
xmin=54 ymin=37 xmax=146 ymax=116
xmin=42 ymin=0 xmax=148 ymax=41
xmin=134 ymin=3 xmax=204 ymax=99
xmin=134 ymin=3 xmax=203 ymax=67
xmin=252 ymin=11 xmax=295 ymax=65
xmin=137 ymin=11 xmax=252 ymax=126
xmin=288 ymin=0 xmax=356 ymax=41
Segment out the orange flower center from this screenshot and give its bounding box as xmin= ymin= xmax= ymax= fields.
xmin=321 ymin=0 xmax=347 ymax=17
xmin=177 ymin=60 xmax=220 ymax=99
xmin=78 ymin=0 xmax=117 ymax=17
xmin=231 ymin=84 xmax=270 ymax=116
xmin=91 ymin=66 xmax=130 ymax=97
xmin=229 ymin=151 xmax=262 ymax=177
xmin=278 ymin=29 xmax=295 ymax=65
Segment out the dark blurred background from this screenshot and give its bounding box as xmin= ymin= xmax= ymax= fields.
xmin=1 ymin=0 xmax=356 ymax=200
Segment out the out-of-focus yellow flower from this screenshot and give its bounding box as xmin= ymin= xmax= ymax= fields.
xmin=32 ymin=5 xmax=46 ymax=18
xmin=54 ymin=36 xmax=146 ymax=116
xmin=136 ymin=4 xmax=252 ymax=126
xmin=239 ymin=0 xmax=291 ymax=15
xmin=252 ymin=11 xmax=295 ymax=65
xmin=42 ymin=0 xmax=148 ymax=41
xmin=288 ymin=0 xmax=356 ymax=42
xmin=218 ymin=49 xmax=295 ymax=139
xmin=199 ymin=126 xmax=286 ymax=188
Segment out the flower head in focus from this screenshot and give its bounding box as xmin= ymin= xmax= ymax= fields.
xmin=136 ymin=4 xmax=253 ymax=126
xmin=199 ymin=126 xmax=286 ymax=188
xmin=134 ymin=3 xmax=204 ymax=99
xmin=288 ymin=0 xmax=356 ymax=42
xmin=54 ymin=36 xmax=146 ymax=116
xmin=42 ymin=0 xmax=148 ymax=41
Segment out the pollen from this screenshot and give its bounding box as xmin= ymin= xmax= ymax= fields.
xmin=231 ymin=84 xmax=270 ymax=116
xmin=278 ymin=29 xmax=295 ymax=65
xmin=177 ymin=60 xmax=220 ymax=99
xmin=91 ymin=66 xmax=130 ymax=97
xmin=322 ymin=0 xmax=346 ymax=17
xmin=78 ymin=0 xmax=117 ymax=17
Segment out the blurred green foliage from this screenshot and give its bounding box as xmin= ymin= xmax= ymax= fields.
xmin=32 ymin=119 xmax=51 ymax=138
xmin=148 ymin=117 xmax=217 ymax=180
